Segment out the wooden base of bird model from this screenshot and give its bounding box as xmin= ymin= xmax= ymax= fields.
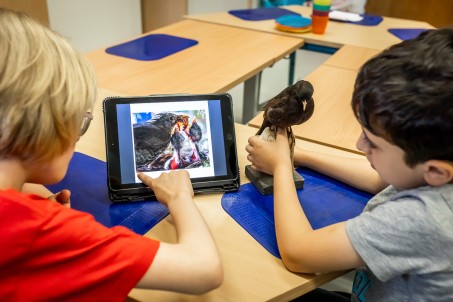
xmin=246 ymin=80 xmax=315 ymax=195
xmin=245 ymin=165 xmax=304 ymax=195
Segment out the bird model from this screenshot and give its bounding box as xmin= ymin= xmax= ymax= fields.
xmin=256 ymin=80 xmax=315 ymax=163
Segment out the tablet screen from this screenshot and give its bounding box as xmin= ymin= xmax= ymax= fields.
xmin=103 ymin=94 xmax=239 ymax=201
xmin=117 ymin=100 xmax=226 ymax=183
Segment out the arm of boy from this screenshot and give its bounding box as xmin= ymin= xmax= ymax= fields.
xmin=247 ymin=128 xmax=365 ymax=273
xmin=135 ymin=170 xmax=223 ymax=294
xmin=293 ymin=147 xmax=387 ymax=194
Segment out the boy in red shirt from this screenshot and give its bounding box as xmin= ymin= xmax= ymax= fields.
xmin=0 ymin=8 xmax=222 ymax=301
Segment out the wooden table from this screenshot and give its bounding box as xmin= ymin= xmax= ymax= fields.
xmin=185 ymin=5 xmax=435 ymax=50
xmin=77 ymin=88 xmax=365 ymax=301
xmin=85 ymin=19 xmax=304 ymax=123
xmin=323 ymin=44 xmax=381 ymax=71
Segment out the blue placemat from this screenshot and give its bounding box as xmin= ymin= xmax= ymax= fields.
xmin=46 ymin=152 xmax=169 ymax=235
xmin=229 ymin=7 xmax=300 ymax=21
xmin=105 ymin=34 xmax=198 ymax=61
xmin=388 ymin=28 xmax=428 ymax=40
xmin=330 ymin=14 xmax=383 ymax=26
xmin=221 ymin=167 xmax=372 ymax=258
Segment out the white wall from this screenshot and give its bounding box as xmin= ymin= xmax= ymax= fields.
xmin=188 ymin=0 xmax=255 ymax=14
xmin=47 ymin=0 xmax=256 ymax=52
xmin=47 ymin=0 xmax=142 ymax=52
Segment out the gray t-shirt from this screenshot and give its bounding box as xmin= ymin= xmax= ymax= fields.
xmin=346 ymin=184 xmax=453 ymax=301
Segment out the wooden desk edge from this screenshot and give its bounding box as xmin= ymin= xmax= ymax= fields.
xmin=269 ymin=270 xmax=352 ymax=302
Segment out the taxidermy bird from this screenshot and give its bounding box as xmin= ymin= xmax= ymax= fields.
xmin=133 ymin=112 xmax=187 ymax=167
xmin=256 ymin=80 xmax=315 ymax=163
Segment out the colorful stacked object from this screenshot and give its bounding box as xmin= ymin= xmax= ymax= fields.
xmin=313 ymin=0 xmax=332 ymax=13
xmin=275 ymin=15 xmax=312 ymax=33
xmin=312 ymin=0 xmax=332 ymax=34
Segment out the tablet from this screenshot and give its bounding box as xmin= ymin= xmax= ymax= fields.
xmin=103 ymin=93 xmax=240 ymax=202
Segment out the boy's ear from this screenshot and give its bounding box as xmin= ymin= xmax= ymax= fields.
xmin=423 ymin=160 xmax=453 ymax=187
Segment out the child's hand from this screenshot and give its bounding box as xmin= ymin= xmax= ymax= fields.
xmin=246 ymin=127 xmax=292 ymax=175
xmin=138 ymin=171 xmax=194 ymax=206
xmin=48 ymin=189 xmax=71 ymax=208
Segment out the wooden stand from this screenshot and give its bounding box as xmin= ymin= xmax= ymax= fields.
xmin=245 ymin=165 xmax=304 ymax=195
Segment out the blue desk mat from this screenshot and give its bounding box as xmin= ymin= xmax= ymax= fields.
xmin=46 ymin=152 xmax=169 ymax=235
xmin=221 ymin=167 xmax=372 ymax=258
xmin=105 ymin=34 xmax=198 ymax=61
xmin=229 ymin=8 xmax=300 ymax=21
xmin=330 ymin=14 xmax=383 ymax=26
xmin=388 ymin=28 xmax=428 ymax=41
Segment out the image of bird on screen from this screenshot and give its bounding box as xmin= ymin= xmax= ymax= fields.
xmin=133 ymin=110 xmax=210 ymax=172
xmin=256 ymin=80 xmax=315 ymax=163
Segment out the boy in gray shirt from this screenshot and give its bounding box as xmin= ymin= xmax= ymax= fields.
xmin=246 ymin=27 xmax=453 ymax=301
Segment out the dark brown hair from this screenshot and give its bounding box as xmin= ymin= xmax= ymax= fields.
xmin=352 ymin=28 xmax=453 ymax=166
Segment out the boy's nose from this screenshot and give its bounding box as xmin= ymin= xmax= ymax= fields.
xmin=356 ymin=132 xmax=369 ymax=154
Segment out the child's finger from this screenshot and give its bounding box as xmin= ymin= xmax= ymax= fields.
xmin=55 ymin=189 xmax=71 ymax=204
xmin=137 ymin=173 xmax=155 ymax=190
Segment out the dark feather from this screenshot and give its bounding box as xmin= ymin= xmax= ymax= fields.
xmin=257 ymin=80 xmax=315 ymax=135
xmin=256 ymin=80 xmax=315 ymax=162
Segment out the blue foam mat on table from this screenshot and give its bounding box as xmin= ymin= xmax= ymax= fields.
xmin=46 ymin=152 xmax=169 ymax=235
xmin=221 ymin=167 xmax=372 ymax=258
xmin=229 ymin=7 xmax=300 ymax=21
xmin=388 ymin=28 xmax=429 ymax=40
xmin=105 ymin=34 xmax=198 ymax=61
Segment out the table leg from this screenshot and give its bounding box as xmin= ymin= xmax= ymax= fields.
xmin=242 ymin=72 xmax=262 ymax=124
xmin=288 ymin=51 xmax=296 ymax=86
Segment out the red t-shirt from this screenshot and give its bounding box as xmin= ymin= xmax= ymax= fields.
xmin=0 ymin=189 xmax=160 ymax=302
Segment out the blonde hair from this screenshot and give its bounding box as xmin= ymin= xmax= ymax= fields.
xmin=0 ymin=8 xmax=97 ymax=162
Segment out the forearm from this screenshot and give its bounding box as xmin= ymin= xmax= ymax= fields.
xmin=273 ymin=163 xmax=364 ymax=273
xmin=273 ymin=163 xmax=312 ymax=268
xmin=294 ymin=148 xmax=386 ymax=194
xmin=167 ymin=194 xmax=218 ymax=252
xmin=138 ymin=193 xmax=222 ymax=293
xmin=166 ymin=194 xmax=222 ymax=285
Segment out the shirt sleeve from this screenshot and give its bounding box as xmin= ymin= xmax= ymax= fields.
xmin=346 ymin=196 xmax=447 ymax=282
xmin=22 ymin=198 xmax=160 ymax=302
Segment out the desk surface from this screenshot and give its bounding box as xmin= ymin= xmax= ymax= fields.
xmin=323 ymin=44 xmax=381 ymax=71
xmin=249 ymin=64 xmax=361 ymax=154
xmin=185 ymin=5 xmax=435 ymax=50
xmin=85 ymin=19 xmax=303 ymax=96
xmin=78 ymin=89 xmax=364 ymax=301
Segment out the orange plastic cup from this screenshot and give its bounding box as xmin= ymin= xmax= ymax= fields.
xmin=311 ymin=14 xmax=329 ymax=34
